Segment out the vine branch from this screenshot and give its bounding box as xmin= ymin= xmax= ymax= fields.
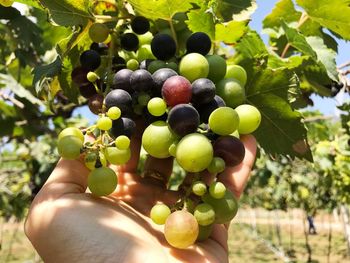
xmin=281 ymin=12 xmax=309 ymax=58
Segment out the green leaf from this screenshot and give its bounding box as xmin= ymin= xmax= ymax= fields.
xmin=127 ymin=0 xmax=198 ymax=20
xmin=186 ymin=5 xmax=215 ymax=40
xmin=305 ymin=36 xmax=338 ymax=81
xmin=233 ymin=31 xmax=269 ymax=81
xmin=296 ymin=0 xmax=350 ymax=40
xmin=32 ymin=56 xmax=62 ymax=94
xmin=0 ymin=74 xmax=45 ymax=107
xmin=246 ymin=68 xmax=312 ymax=160
xmin=58 ymin=50 xmax=80 ymax=104
xmin=215 ymin=20 xmax=248 ymax=44
xmin=281 ymin=21 xmax=317 ymax=60
xmin=16 ymin=0 xmax=43 ymax=9
xmin=216 ymin=0 xmax=257 ymax=21
xmin=263 ymin=0 xmax=299 ymax=29
xmin=38 ymin=0 xmax=92 ymax=26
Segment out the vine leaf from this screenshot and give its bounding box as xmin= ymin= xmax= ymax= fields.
xmin=186 ymin=5 xmax=215 ymax=40
xmin=37 ymin=0 xmax=92 ymax=26
xmin=0 ymin=74 xmax=45 ymax=107
xmin=216 ymin=0 xmax=257 ymax=22
xmin=32 ymin=56 xmax=62 ymax=94
xmin=296 ymin=0 xmax=350 ymax=40
xmin=127 ymin=0 xmax=198 ymax=20
xmin=282 ymin=22 xmax=338 ymax=81
xmin=246 ymin=68 xmax=312 ymax=160
xmin=215 ymin=20 xmax=248 ymax=44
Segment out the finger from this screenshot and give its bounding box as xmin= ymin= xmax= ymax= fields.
xmin=38 ymin=158 xmax=89 ymax=199
xmin=217 ymin=135 xmax=257 ymax=199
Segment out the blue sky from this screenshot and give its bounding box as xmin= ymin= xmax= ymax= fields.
xmin=73 ymin=0 xmax=350 ymax=121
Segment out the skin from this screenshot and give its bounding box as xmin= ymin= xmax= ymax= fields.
xmin=25 ymin=124 xmax=256 ymax=263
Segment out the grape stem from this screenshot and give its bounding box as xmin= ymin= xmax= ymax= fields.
xmin=281 ymin=12 xmax=309 ymax=58
xmin=167 ymin=18 xmax=179 ymax=55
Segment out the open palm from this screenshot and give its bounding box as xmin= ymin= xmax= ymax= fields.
xmin=25 ymin=129 xmax=256 ymax=263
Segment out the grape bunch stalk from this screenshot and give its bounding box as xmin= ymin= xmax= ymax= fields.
xmin=58 ymin=12 xmax=261 ymax=249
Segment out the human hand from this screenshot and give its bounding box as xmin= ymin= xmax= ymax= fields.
xmin=25 ymin=127 xmax=256 ymax=263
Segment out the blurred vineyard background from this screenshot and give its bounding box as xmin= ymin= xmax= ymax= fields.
xmin=1 ymin=0 xmax=350 ymax=262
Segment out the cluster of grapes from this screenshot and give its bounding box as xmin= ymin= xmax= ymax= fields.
xmin=60 ymin=14 xmax=262 ymax=249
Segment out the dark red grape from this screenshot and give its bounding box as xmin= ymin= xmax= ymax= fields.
xmin=110 ymin=117 xmax=136 ymax=138
xmin=112 ymin=56 xmax=126 ymax=72
xmin=152 ymin=68 xmax=178 ymax=96
xmin=213 ymin=136 xmax=245 ymax=167
xmin=120 ymin=33 xmax=139 ymax=51
xmin=79 ymin=83 xmax=97 ymax=98
xmin=71 ymin=67 xmax=90 ymax=86
xmin=131 ymin=16 xmax=150 ymax=35
xmin=130 ymin=69 xmax=154 ymax=92
xmin=88 ymin=94 xmax=104 ymax=115
xmin=90 ymin=42 xmax=109 ymax=55
xmin=104 ymin=89 xmax=133 ymax=115
xmin=80 ymin=50 xmax=101 ymax=71
xmin=186 ymin=32 xmax=211 ymax=55
xmin=151 ymin=34 xmax=176 ymax=60
xmin=191 ymin=78 xmax=216 ymax=105
xmin=112 ymin=69 xmax=133 ymax=92
xmin=167 ymin=104 xmax=200 ymax=136
xmin=162 ymin=75 xmax=191 ymax=106
xmin=195 ymin=95 xmax=226 ymax=123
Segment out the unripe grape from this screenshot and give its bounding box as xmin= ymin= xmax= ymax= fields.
xmin=97 ymin=116 xmax=112 ymax=131
xmin=150 ymin=204 xmax=171 ymax=225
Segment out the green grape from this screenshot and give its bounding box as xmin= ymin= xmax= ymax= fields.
xmin=57 ymin=136 xmax=83 ymax=160
xmin=208 ymin=107 xmax=239 ymax=135
xmin=147 ymin=97 xmax=167 ymax=116
xmin=137 ymin=44 xmax=156 ymax=62
xmin=207 ymin=157 xmax=226 ymax=174
xmin=235 ymin=104 xmax=261 ymax=134
xmin=89 ymin=23 xmax=110 ymax=43
xmin=225 ymin=65 xmax=247 ymax=86
xmin=105 ymin=147 xmax=131 ymax=165
xmin=138 ymin=31 xmax=153 ymax=46
xmin=165 ymin=61 xmax=178 ymax=72
xmin=168 ymin=142 xmax=178 ymax=157
xmin=164 ymin=210 xmax=199 ymax=248
xmin=150 ymin=204 xmax=171 ymax=225
xmin=194 ymin=203 xmax=215 ymax=226
xmin=176 ymin=133 xmax=213 ymax=172
xmin=137 ymin=92 xmax=151 ymax=106
xmin=202 ymin=190 xmax=238 ymax=224
xmin=206 ymin=55 xmax=227 ymax=83
xmin=216 ymin=78 xmax=245 ymax=108
xmin=148 ymin=60 xmax=166 ymax=74
xmin=107 ymin=106 xmax=121 ymax=120
xmin=88 ymin=167 xmax=118 ymax=196
xmin=58 ymin=127 xmax=84 ymax=143
xmin=87 ymin=72 xmax=99 ymax=82
xmin=142 ymin=121 xmax=176 ymax=158
xmin=209 ymin=182 xmax=226 ymax=199
xmin=179 ymin=53 xmax=209 ymax=82
xmin=97 ymin=116 xmax=112 ymax=131
xmin=192 ymin=181 xmax=207 ymax=196
xmin=126 ymin=59 xmax=139 ymax=70
xmin=84 ymin=152 xmax=97 ymax=170
xmin=197 ymin=224 xmax=213 ymax=242
xmin=115 ymin=135 xmax=130 ymax=150
xmin=99 ymin=151 xmax=107 ymax=167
